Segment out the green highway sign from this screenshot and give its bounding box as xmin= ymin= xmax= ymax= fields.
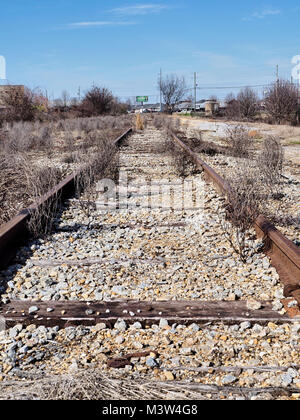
xmin=136 ymin=96 xmax=148 ymax=102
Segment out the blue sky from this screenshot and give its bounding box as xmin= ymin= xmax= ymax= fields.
xmin=1 ymin=0 xmax=300 ymax=101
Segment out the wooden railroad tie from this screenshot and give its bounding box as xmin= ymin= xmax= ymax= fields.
xmin=1 ymin=299 xmax=299 ymax=328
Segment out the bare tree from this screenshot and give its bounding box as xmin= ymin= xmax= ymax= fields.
xmin=264 ymin=79 xmax=299 ymax=124
xmin=61 ymin=90 xmax=70 ymax=107
xmin=82 ymin=86 xmax=115 ymax=116
xmin=53 ymin=98 xmax=64 ymax=108
xmin=158 ymin=74 xmax=186 ymax=113
xmin=237 ymin=87 xmax=259 ymax=120
xmin=70 ymin=97 xmax=79 ymax=106
xmin=225 ymin=93 xmax=240 ymax=120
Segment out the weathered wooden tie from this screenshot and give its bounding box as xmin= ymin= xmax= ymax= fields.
xmin=1 ymin=299 xmax=299 ymax=328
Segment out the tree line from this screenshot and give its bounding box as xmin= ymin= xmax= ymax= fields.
xmin=158 ymin=74 xmax=300 ymax=125
xmin=1 ymin=76 xmax=300 ymax=126
xmin=0 ymin=85 xmax=129 ymax=124
xmin=225 ymin=80 xmax=300 ymax=125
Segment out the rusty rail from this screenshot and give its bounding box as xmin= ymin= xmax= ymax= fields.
xmin=171 ymin=131 xmax=300 ymax=304
xmin=0 ymin=128 xmax=132 ymax=270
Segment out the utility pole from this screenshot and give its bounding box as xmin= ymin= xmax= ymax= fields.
xmin=275 ymin=65 xmax=279 ymax=96
xmin=159 ymin=68 xmax=162 ymax=112
xmin=194 ymin=72 xmax=197 ymax=112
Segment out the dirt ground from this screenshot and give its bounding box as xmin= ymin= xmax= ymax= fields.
xmin=176 ymin=115 xmax=300 ymax=175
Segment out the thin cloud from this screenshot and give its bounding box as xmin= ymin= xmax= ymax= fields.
xmin=66 ymin=21 xmax=136 ymax=28
xmin=110 ymin=4 xmax=168 ymax=16
xmin=243 ymin=8 xmax=281 ymax=21
xmin=253 ymin=8 xmax=281 ymax=18
xmin=192 ymin=51 xmax=238 ymax=69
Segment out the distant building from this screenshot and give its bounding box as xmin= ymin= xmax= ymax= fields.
xmin=205 ymin=100 xmax=219 ymax=116
xmin=131 ymin=103 xmax=163 ymax=113
xmin=176 ymin=101 xmax=193 ymax=112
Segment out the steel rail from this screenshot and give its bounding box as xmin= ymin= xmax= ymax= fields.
xmin=0 ymin=128 xmax=132 ymax=270
xmin=170 ymin=131 xmax=300 ymax=305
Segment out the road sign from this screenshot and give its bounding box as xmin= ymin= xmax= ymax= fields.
xmin=136 ymin=96 xmax=148 ymax=102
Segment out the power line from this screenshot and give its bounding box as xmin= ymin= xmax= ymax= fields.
xmin=197 ymin=84 xmax=269 ymax=90
xmin=119 ymin=81 xmax=285 ymax=102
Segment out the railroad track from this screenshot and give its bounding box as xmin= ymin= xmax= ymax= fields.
xmin=0 ymin=125 xmax=300 ymax=399
xmin=170 ymin=131 xmax=300 ymax=308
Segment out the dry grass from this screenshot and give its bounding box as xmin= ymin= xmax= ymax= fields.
xmin=0 ymin=115 xmax=132 ymax=156
xmin=0 ymin=155 xmax=29 ymax=225
xmin=0 ymin=153 xmax=64 ymax=236
xmin=0 ymin=369 xmax=292 ymax=400
xmin=22 ymin=161 xmax=63 ymax=237
xmin=74 ymin=135 xmax=119 ymax=219
xmin=248 ymin=130 xmax=263 ymax=139
xmin=0 ymin=370 xmax=215 ymax=400
xmin=135 ymin=114 xmax=144 ymax=130
xmin=155 ymin=116 xmax=194 ymax=177
xmin=0 ymin=115 xmax=133 ymax=227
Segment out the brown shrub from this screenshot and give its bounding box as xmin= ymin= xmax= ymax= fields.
xmin=248 ymin=130 xmax=262 ymax=139
xmin=224 ymin=125 xmax=253 ymax=158
xmin=222 ymin=164 xmax=264 ymax=261
xmin=2 ymin=87 xmax=36 ymax=122
xmin=257 ymin=136 xmax=284 ymax=198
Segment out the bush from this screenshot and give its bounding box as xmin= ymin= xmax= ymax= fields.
xmin=3 ymin=87 xmax=36 ymax=122
xmin=264 ymin=80 xmax=299 ymax=124
xmin=257 ymin=136 xmax=284 ymax=198
xmin=222 ymin=164 xmax=264 ymax=261
xmin=81 ymin=86 xmax=115 ymax=116
xmin=224 ymin=125 xmax=253 ymax=158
